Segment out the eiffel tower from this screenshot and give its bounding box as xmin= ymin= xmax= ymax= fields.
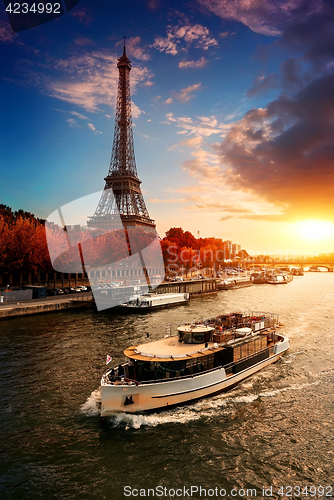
xmin=87 ymin=40 xmax=155 ymax=230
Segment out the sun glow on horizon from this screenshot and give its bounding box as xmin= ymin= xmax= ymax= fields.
xmin=295 ymin=220 xmax=334 ymax=241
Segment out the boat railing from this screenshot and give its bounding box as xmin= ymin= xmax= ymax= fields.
xmin=164 ymin=312 xmax=278 ymax=338
xmin=223 ymin=345 xmax=272 ymax=374
xmin=267 ymin=331 xmax=281 ymax=343
xmin=102 ymin=375 xmax=140 ymax=386
xmin=165 ymin=323 xmax=172 ymax=337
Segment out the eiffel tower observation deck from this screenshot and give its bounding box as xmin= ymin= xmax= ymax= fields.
xmin=87 ymin=41 xmax=155 ymax=230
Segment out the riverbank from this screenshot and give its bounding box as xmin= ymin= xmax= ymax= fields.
xmin=0 ymin=278 xmax=217 ymax=319
xmin=0 ymin=292 xmax=94 ymax=319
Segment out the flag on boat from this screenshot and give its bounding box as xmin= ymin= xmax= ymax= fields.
xmin=106 ymin=355 xmax=112 ymax=365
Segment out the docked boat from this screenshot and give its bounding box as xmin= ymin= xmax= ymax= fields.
xmin=100 ymin=312 xmax=289 ymax=415
xmin=217 ymin=277 xmax=253 ymax=290
xmin=251 ymin=270 xmax=276 ymax=284
xmin=291 ymin=268 xmax=304 ymax=276
xmin=265 ymin=273 xmax=293 ymax=284
xmin=119 ymin=292 xmax=189 ymax=311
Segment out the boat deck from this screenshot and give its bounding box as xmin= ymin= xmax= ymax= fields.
xmin=124 ymin=336 xmax=222 ymax=362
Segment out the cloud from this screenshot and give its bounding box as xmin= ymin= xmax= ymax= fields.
xmin=164 ymin=97 xmax=173 ymax=104
xmin=20 ymin=50 xmax=152 ymax=113
xmin=167 ymin=136 xmax=203 ymax=151
xmin=196 ymin=0 xmax=321 ymax=36
xmin=55 ymin=109 xmax=89 ymax=120
xmin=207 ymin=3 xmax=334 ymax=221
xmin=151 ymin=35 xmax=178 ymax=55
xmin=187 ymin=201 xmax=255 ymax=213
xmin=147 ymin=0 xmax=160 ymax=9
xmin=0 ymin=20 xmax=16 ymax=43
xmin=280 ymin=3 xmax=334 ymax=63
xmin=245 ymin=4 xmax=334 ymax=98
xmin=183 ymin=149 xmax=221 ymax=179
xmin=164 ymin=112 xmax=232 ymax=137
xmin=151 ymin=22 xmax=217 ymax=55
xmin=87 ymin=123 xmax=102 ymax=134
xmin=173 ymin=82 xmax=203 ymax=102
xmin=178 ymin=57 xmax=208 ymax=69
xmin=247 ymin=73 xmax=279 ymax=97
xmin=64 ymin=116 xmax=102 ymax=134
xmin=69 ymin=111 xmax=89 ymax=120
xmin=67 ymin=118 xmax=82 ymax=128
xmin=149 ymin=198 xmax=186 ymax=203
xmin=71 ymin=8 xmax=93 ymax=25
xmin=121 ymin=36 xmax=151 ymax=61
xmin=216 ymin=72 xmax=334 ymax=221
xmin=73 ymin=37 xmax=94 ymax=47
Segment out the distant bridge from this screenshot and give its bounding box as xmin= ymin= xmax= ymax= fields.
xmin=240 ymin=261 xmax=334 ymax=272
xmin=271 ymin=262 xmax=333 ymax=272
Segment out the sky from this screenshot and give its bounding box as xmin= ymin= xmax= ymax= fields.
xmin=1 ymin=0 xmax=334 ymax=256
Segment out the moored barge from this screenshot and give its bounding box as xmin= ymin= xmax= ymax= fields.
xmin=120 ymin=292 xmax=189 ymax=311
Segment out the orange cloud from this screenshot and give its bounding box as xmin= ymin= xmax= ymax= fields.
xmin=217 ymin=73 xmax=334 ymax=221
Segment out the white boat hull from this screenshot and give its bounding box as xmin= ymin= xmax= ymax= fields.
xmin=101 ymin=336 xmax=289 ymax=415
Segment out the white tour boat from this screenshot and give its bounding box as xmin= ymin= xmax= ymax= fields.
xmin=266 ymin=273 xmax=293 ymax=284
xmin=119 ymin=292 xmax=189 ymax=311
xmin=100 ymin=312 xmax=289 ymax=415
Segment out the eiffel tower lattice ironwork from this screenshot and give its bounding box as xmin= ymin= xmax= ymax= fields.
xmin=88 ymin=41 xmax=155 ymax=230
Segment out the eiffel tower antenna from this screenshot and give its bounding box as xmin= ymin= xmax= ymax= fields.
xmin=87 ymin=40 xmax=155 ymax=230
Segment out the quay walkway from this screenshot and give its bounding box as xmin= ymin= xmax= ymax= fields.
xmin=0 ymin=292 xmax=93 ymax=320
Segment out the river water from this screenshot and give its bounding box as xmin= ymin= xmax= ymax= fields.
xmin=0 ymin=273 xmax=333 ymax=500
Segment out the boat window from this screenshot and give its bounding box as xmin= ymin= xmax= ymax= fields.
xmin=165 ymin=360 xmax=186 ymax=378
xmin=191 ymin=330 xmax=205 ymax=343
xmin=198 ymin=354 xmax=215 ymax=372
xmin=178 ymin=330 xmax=191 ymax=343
xmin=135 ymin=360 xmax=188 ymax=381
xmin=185 ymin=358 xmax=198 ymax=375
xmin=204 ymin=331 xmax=211 ymax=343
xmin=135 ymin=360 xmax=157 ymax=381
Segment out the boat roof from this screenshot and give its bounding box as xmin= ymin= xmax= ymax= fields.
xmin=132 ymin=292 xmax=186 ymax=299
xmin=177 ymin=324 xmax=214 ymax=333
xmin=124 ymin=335 xmax=223 ymax=362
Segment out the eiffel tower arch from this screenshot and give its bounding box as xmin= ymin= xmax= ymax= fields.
xmin=88 ymin=42 xmax=155 ymax=230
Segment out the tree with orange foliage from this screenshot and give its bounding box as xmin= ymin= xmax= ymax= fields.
xmin=0 ymin=216 xmax=52 ymax=274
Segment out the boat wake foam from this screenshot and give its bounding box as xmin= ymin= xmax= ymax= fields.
xmin=105 ymin=406 xmax=203 ymax=429
xmin=81 ymin=379 xmax=322 ymax=428
xmin=80 ymin=388 xmax=101 ymax=417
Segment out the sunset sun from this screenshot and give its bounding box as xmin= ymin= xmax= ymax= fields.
xmin=295 ymin=220 xmax=334 ymax=241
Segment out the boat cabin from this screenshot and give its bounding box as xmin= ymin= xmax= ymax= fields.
xmin=107 ymin=322 xmax=275 ymax=384
xmin=177 ymin=324 xmax=214 ymax=344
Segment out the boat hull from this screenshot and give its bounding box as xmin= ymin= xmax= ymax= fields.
xmin=119 ymin=299 xmax=189 ymax=312
xmin=217 ymin=279 xmax=253 ymax=290
xmin=101 ymin=336 xmax=289 ymax=415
